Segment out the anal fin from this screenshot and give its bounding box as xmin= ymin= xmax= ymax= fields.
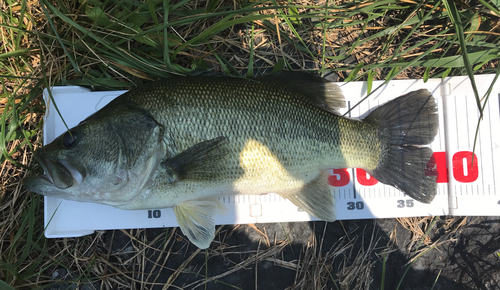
xmin=279 ymin=171 xmax=336 ymax=222
xmin=173 ymin=198 xmax=227 ymax=249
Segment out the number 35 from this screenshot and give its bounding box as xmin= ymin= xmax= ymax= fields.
xmin=397 ymin=200 xmax=414 ymax=208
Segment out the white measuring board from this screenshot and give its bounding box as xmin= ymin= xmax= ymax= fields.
xmin=441 ymin=76 xmax=500 ymax=216
xmin=40 ymin=74 xmax=500 ymax=238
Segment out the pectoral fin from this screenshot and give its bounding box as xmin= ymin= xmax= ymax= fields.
xmin=279 ymin=171 xmax=336 ymax=222
xmin=161 ymin=137 xmax=234 ymax=182
xmin=173 ymin=198 xmax=227 ymax=249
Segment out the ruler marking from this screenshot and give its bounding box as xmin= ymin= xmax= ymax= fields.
xmin=352 ymin=168 xmax=357 ymax=199
xmin=454 ymin=97 xmax=460 ymax=148
xmin=348 ymin=100 xmax=357 ymax=201
xmin=439 ymin=96 xmax=445 ymax=149
xmin=478 ymin=96 xmax=485 ymax=196
xmin=466 ymin=95 xmax=471 ymax=149
xmin=491 ymin=94 xmax=499 ymax=195
xmin=347 ymin=100 xmax=352 ymax=118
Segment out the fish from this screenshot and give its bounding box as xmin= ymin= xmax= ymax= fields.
xmin=23 ymin=71 xmax=439 ymax=249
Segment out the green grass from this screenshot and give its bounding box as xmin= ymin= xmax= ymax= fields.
xmin=2 ymin=0 xmax=500 ymax=288
xmin=0 ymin=1 xmax=54 ymax=288
xmin=34 ymin=0 xmax=500 ymax=88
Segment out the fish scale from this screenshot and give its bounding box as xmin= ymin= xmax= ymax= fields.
xmin=108 ymin=77 xmax=378 ymax=215
xmin=126 ymin=77 xmax=352 ymax=165
xmin=24 ymin=71 xmax=438 ymax=249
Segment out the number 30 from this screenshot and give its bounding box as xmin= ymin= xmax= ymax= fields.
xmin=347 ymin=201 xmax=364 ymax=210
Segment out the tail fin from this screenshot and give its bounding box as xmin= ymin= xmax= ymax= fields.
xmin=365 ymin=89 xmax=438 ymax=203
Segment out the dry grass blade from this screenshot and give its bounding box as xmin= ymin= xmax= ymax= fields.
xmin=183 ymin=241 xmax=288 ymax=289
xmin=163 ymin=248 xmax=202 ymax=289
xmin=396 ymin=217 xmax=434 ymax=250
xmin=2 ymin=0 xmax=500 ymax=289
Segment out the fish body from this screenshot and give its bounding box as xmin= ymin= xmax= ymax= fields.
xmin=24 ymin=72 xmax=438 ymax=248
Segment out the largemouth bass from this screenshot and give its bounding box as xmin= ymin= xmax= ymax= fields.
xmin=24 ymin=71 xmax=438 ymax=249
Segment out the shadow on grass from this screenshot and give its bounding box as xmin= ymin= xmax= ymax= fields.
xmin=45 ymin=217 xmax=500 ymax=290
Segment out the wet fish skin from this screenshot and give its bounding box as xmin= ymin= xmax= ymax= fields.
xmin=23 ymin=72 xmax=438 ymax=249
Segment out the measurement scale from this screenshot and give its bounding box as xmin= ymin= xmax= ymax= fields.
xmin=41 ymin=75 xmax=500 ymax=238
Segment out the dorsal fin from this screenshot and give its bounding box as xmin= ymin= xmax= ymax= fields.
xmin=258 ymin=71 xmax=346 ymax=113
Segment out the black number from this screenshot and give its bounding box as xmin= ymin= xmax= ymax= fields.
xmin=347 ymin=201 xmax=364 ymax=210
xmin=397 ymin=200 xmax=414 ymax=208
xmin=148 ymin=210 xmax=161 ymax=218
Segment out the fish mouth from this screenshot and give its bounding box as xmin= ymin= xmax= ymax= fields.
xmin=24 ymin=148 xmax=86 ymax=191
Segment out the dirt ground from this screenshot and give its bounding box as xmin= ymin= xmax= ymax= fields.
xmin=45 ymin=216 xmax=500 ymax=290
xmin=4 ymin=2 xmax=499 ymax=288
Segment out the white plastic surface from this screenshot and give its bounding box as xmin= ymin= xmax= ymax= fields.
xmin=41 ymin=75 xmax=500 ymax=238
xmin=440 ymin=75 xmax=500 ymax=216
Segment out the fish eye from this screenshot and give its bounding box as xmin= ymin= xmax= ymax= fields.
xmin=63 ymin=131 xmax=77 ymax=147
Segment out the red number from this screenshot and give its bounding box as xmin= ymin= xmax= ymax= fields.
xmin=453 ymin=151 xmax=479 ymax=183
xmin=426 ymin=152 xmax=448 ymax=183
xmin=356 ymin=169 xmax=378 ymax=186
xmin=326 ymin=151 xmax=478 ymax=187
xmin=328 ymin=169 xmax=350 ymax=187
